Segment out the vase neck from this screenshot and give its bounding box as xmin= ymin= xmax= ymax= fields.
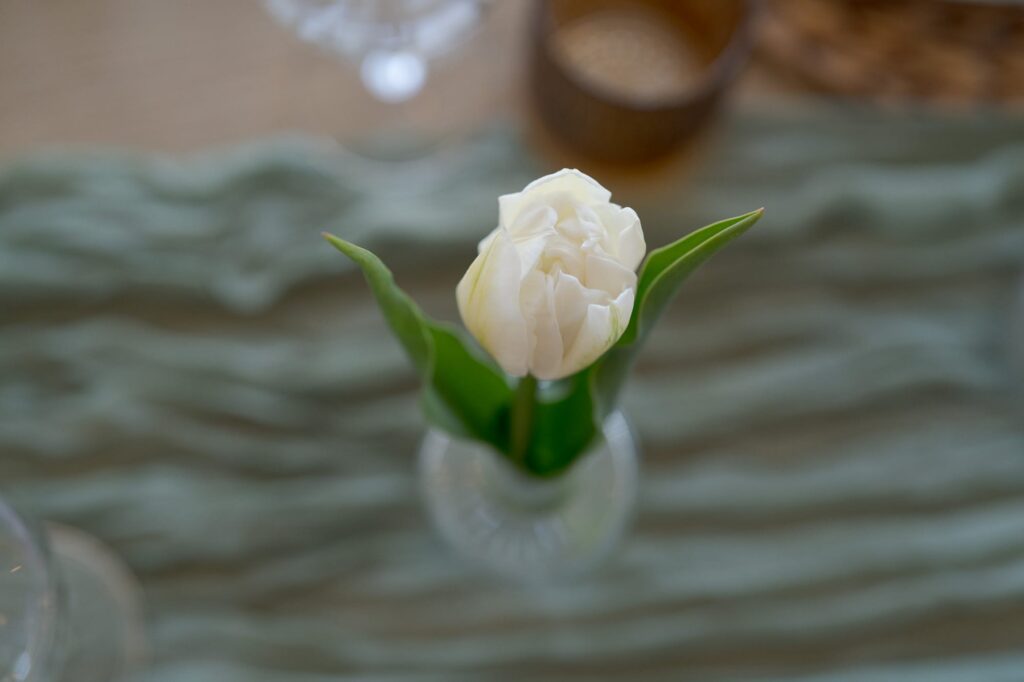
xmin=483 ymin=453 xmax=569 ymax=512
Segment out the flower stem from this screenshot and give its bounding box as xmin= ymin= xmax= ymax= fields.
xmin=510 ymin=374 xmax=538 ymax=467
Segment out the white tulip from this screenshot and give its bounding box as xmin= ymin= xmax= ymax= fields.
xmin=457 ymin=169 xmax=646 ymax=381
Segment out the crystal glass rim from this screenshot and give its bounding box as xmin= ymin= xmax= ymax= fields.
xmin=262 ymin=0 xmax=494 ymax=61
xmin=423 ymin=409 xmax=637 ymax=481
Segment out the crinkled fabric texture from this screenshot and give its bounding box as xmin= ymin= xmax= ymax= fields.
xmin=2 ymin=108 xmax=1024 ymax=681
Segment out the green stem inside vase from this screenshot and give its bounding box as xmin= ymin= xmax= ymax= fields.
xmin=510 ymin=374 xmax=537 ymax=467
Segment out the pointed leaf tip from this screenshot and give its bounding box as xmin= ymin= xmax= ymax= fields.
xmin=321 ymin=232 xmax=516 ymax=462
xmin=322 ymin=232 xmax=349 ymax=250
xmin=585 ymin=208 xmax=764 ymax=423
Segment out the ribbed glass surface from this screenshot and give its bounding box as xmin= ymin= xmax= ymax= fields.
xmin=419 ymin=411 xmax=639 ymax=581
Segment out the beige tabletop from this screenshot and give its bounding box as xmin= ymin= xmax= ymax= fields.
xmin=0 ymin=0 xmax=532 ymax=157
xmin=0 ymin=0 xmax=801 ymax=161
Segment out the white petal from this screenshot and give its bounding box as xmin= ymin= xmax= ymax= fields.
xmin=617 ymin=218 xmax=646 ymax=272
xmin=508 ymin=204 xmax=557 ymax=239
xmin=463 ymin=169 xmax=644 ymax=380
xmin=475 ymin=225 xmax=500 ymax=254
xmin=608 ymin=287 xmax=636 ymax=339
xmin=456 ymin=228 xmax=529 ymax=376
xmin=508 ymin=205 xmax=557 ymax=275
xmin=554 ymin=271 xmax=604 ymax=351
xmin=500 ymin=169 xmax=611 ymax=227
xmin=520 ymin=271 xmax=563 ymax=380
xmin=561 ymin=303 xmax=617 ymax=377
xmin=572 ymin=203 xmax=604 ymax=239
xmin=543 ymin=233 xmax=586 ymax=279
xmin=595 ymin=204 xmax=645 ymax=271
xmin=525 ymin=168 xmax=612 ymax=203
xmin=584 ymin=252 xmax=637 ymax=296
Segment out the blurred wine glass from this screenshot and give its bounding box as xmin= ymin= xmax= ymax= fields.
xmin=0 ymin=498 xmax=144 ymax=681
xmin=264 ymin=0 xmax=498 ymax=169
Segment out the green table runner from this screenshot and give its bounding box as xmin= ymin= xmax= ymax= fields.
xmin=2 ymin=107 xmax=1024 ymax=681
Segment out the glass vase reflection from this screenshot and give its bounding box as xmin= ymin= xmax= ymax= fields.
xmin=419 ymin=411 xmax=638 ymax=581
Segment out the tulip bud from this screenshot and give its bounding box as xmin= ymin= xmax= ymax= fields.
xmin=457 ymin=169 xmax=645 ymax=380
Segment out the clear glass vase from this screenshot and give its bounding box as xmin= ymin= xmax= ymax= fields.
xmin=418 ymin=411 xmax=639 ymax=581
xmin=0 ymin=498 xmax=145 ymax=681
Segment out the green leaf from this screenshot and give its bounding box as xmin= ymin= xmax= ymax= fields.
xmin=591 ymin=208 xmax=764 ymax=418
xmin=625 ymin=208 xmax=765 ymax=345
xmin=526 ymin=372 xmax=597 ymax=477
xmin=427 ymin=323 xmax=512 ymax=448
xmin=525 ymin=209 xmax=764 ymax=474
xmin=323 ymin=208 xmax=762 ymax=479
xmin=512 ymin=209 xmax=763 ymax=476
xmin=323 ymin=234 xmax=512 ymax=451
